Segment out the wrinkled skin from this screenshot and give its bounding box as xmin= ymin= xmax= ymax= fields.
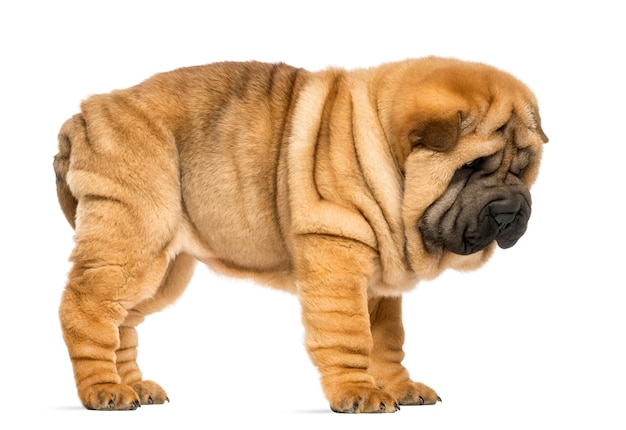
xmin=419 ymin=148 xmax=532 ymax=255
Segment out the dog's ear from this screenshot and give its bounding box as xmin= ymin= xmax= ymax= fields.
xmin=530 ymin=107 xmax=549 ymax=145
xmin=407 ymin=111 xmax=462 ymax=152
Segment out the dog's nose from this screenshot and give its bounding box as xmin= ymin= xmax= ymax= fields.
xmin=494 ymin=212 xmax=516 ymax=230
xmin=489 ymin=198 xmax=521 ymax=231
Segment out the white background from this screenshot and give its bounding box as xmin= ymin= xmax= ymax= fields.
xmin=1 ymin=1 xmax=624 ymax=428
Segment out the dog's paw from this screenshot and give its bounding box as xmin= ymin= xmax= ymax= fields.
xmin=130 ymin=380 xmax=169 ymax=405
xmin=80 ymin=383 xmax=141 ymax=410
xmin=389 ymin=381 xmax=441 ymax=405
xmin=328 ymin=384 xmax=399 ymax=413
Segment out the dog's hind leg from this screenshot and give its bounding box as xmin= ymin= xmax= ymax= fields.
xmin=56 ymin=95 xmax=186 ymax=410
xmin=59 ymin=221 xmax=174 ymax=410
xmin=116 ymin=253 xmax=196 ymax=405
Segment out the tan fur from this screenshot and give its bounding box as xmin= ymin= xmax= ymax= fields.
xmin=53 ymin=57 xmax=547 ymax=412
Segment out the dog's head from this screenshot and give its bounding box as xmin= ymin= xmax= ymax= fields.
xmin=376 ymin=57 xmax=548 ymax=279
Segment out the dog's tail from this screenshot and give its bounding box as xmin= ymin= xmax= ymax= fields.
xmin=53 ymin=114 xmax=84 ymax=229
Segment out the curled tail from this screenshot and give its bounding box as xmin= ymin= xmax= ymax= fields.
xmin=53 ymin=114 xmax=84 ymax=229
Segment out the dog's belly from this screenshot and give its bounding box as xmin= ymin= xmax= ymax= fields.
xmin=178 ymin=138 xmax=291 ymax=275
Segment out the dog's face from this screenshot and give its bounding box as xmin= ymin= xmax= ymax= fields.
xmin=419 ymin=144 xmax=535 ymax=256
xmin=377 ymin=58 xmax=548 ymax=278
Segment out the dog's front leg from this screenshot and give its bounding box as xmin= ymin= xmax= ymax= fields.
xmin=368 ymin=296 xmax=441 ymax=405
xmin=295 ymin=235 xmax=398 ymax=413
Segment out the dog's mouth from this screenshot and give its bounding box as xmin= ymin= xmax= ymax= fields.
xmin=441 ymin=194 xmax=530 ymax=255
xmin=418 ymin=167 xmax=532 ymax=256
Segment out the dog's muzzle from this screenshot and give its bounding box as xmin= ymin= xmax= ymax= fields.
xmin=419 ymin=167 xmax=532 ymax=256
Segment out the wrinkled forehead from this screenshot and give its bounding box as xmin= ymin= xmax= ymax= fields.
xmin=455 ymin=92 xmax=545 ymax=185
xmin=461 ymin=88 xmax=544 ymax=149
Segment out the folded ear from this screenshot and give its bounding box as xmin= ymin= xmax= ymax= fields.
xmin=407 ymin=111 xmax=462 ymax=152
xmin=534 ymin=113 xmax=549 ymax=144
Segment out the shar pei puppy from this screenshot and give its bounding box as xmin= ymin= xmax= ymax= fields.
xmin=53 ymin=56 xmax=547 ymax=413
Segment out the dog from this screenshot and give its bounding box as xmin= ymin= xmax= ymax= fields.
xmin=53 ymin=56 xmax=547 ymax=412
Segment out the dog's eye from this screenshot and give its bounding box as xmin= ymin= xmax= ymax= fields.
xmin=464 ymin=151 xmax=503 ymax=173
xmin=511 ymin=150 xmax=532 ymax=176
xmin=464 ymin=157 xmax=483 ymax=169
